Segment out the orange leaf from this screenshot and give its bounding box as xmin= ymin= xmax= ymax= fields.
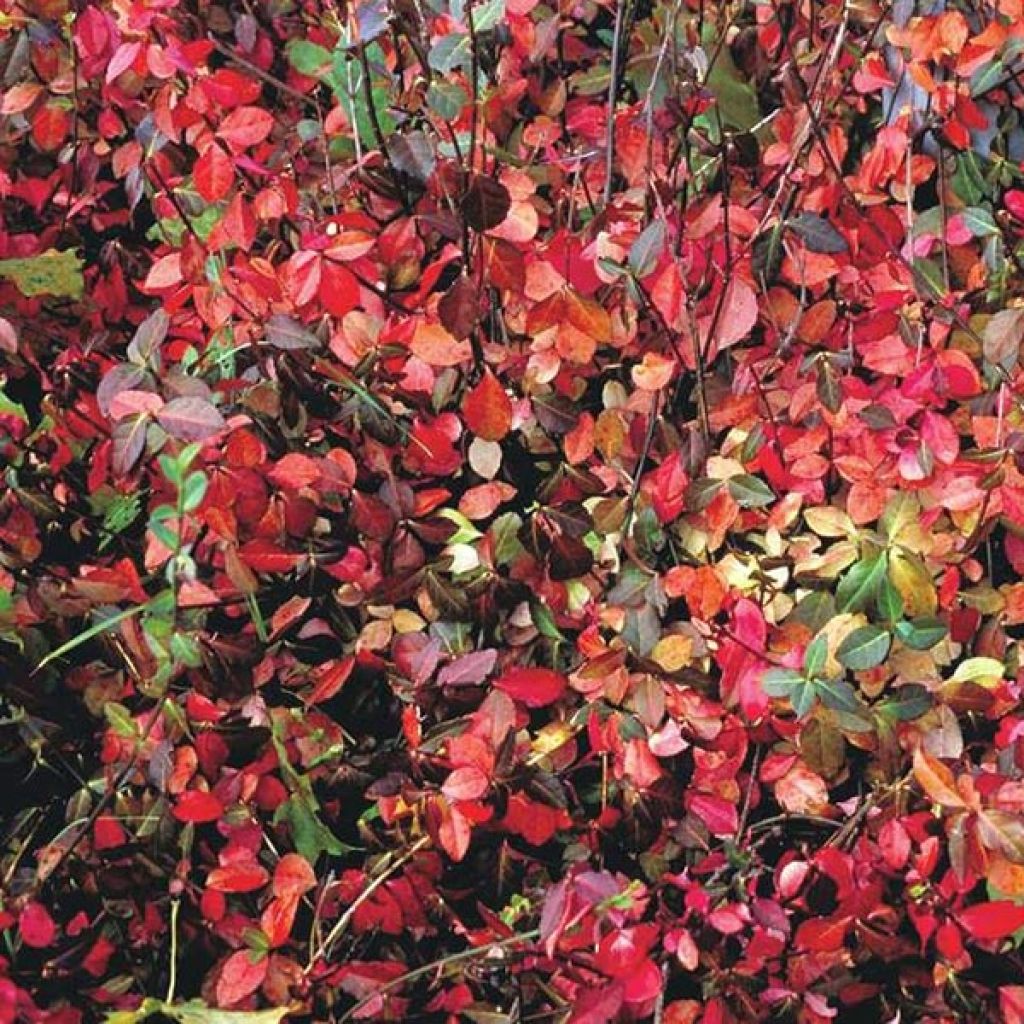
xmin=913 ymin=747 xmax=966 ymax=809
xmin=273 ymin=853 xmax=317 ymax=899
xmin=632 ymin=352 xmax=675 ymax=391
xmin=564 ymin=287 xmax=611 ymax=342
xmin=411 ymin=322 xmax=473 ymax=367
xmin=463 ymin=370 xmax=513 ymax=440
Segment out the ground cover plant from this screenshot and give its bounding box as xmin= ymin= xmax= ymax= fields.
xmin=3 ymin=0 xmax=1024 ymax=1020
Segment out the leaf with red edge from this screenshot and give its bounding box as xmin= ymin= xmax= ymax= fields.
xmin=913 ymin=747 xmax=966 ymax=809
xmin=216 ymin=949 xmax=268 ymax=1006
xmin=959 ymin=902 xmax=1024 ymax=941
xmin=438 ymin=275 xmax=480 ymax=339
xmin=494 ymin=667 xmax=567 ymax=707
xmin=461 ymin=175 xmax=511 ymax=231
xmin=173 ymin=790 xmax=225 ymax=823
xmin=157 ymin=396 xmax=225 ymax=442
xmin=19 ymin=902 xmax=56 ymax=949
xmin=463 ymin=371 xmax=513 ymax=441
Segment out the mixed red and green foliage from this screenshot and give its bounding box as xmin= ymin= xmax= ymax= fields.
xmin=4 ymin=0 xmax=1024 ymax=1019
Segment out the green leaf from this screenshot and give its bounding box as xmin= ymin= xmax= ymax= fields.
xmin=894 ymin=616 xmax=948 ymax=651
xmin=105 ymin=998 xmax=292 ymax=1024
xmin=181 ymin=471 xmax=208 ymax=513
xmin=836 ymin=552 xmax=887 ymax=613
xmin=287 ymin=39 xmax=332 ymax=76
xmin=762 ymin=667 xmax=803 ymax=697
xmin=791 ymin=677 xmax=819 ymax=718
xmin=953 ymin=152 xmax=987 ymax=205
xmin=0 ymin=249 xmax=84 ymax=299
xmin=35 ymin=602 xmax=150 ymax=673
xmin=427 ymin=81 xmax=468 ymax=121
xmin=814 ymin=678 xmax=863 ymax=715
xmin=274 ymin=793 xmax=349 ymax=863
xmin=962 ymin=206 xmax=999 ymax=238
xmin=874 ymin=684 xmax=932 ymax=723
xmin=490 ymin=512 xmax=525 ymax=566
xmin=429 ymin=32 xmax=472 ymax=73
xmin=702 ymin=30 xmax=760 ymax=131
xmin=836 ymin=625 xmax=891 ymax=671
xmin=803 ymin=634 xmax=828 ymax=678
xmin=471 ymin=0 xmax=505 ymax=32
xmin=789 ymin=592 xmax=836 ymax=634
xmin=531 ymin=600 xmax=565 ymax=641
xmin=970 ymin=59 xmax=1005 ymax=97
xmin=876 ymin=576 xmax=904 ymax=623
xmin=687 ymin=477 xmax=724 ymax=511
xmin=728 ymin=474 xmax=775 ymax=508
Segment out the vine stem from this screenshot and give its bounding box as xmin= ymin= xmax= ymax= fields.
xmin=166 ymin=897 xmax=180 ymax=1004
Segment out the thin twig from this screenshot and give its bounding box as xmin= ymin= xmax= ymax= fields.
xmin=336 ymin=928 xmax=542 ymax=1023
xmin=603 ymin=0 xmax=628 ymax=208
xmin=305 ymin=835 xmax=430 ymax=971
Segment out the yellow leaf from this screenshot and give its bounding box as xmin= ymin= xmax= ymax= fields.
xmin=951 ymin=657 xmax=1005 ymax=687
xmin=888 ymin=548 xmax=937 ymax=617
xmin=652 ymin=633 xmax=694 ymax=672
xmin=0 ymin=248 xmax=83 ymax=299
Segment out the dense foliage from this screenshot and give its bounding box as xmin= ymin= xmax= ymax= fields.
xmin=3 ymin=0 xmax=1024 ymax=1020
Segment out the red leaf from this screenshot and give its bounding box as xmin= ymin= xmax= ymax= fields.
xmin=143 ymin=252 xmax=183 ymax=291
xmin=568 ymin=982 xmax=624 ymax=1024
xmin=435 ymin=797 xmax=472 ymax=862
xmin=207 ymin=863 xmax=270 ymax=893
xmin=31 ymin=104 xmax=70 ymax=152
xmin=268 ymin=453 xmax=322 ymax=491
xmin=493 ymin=667 xmax=567 ymax=707
xmin=795 ymin=914 xmax=852 ymax=951
xmin=1001 ymin=985 xmax=1024 ymax=1024
xmin=685 ymin=793 xmax=738 ymax=837
xmin=239 ymin=539 xmax=303 ymax=573
xmin=19 ymin=902 xmax=56 ymax=949
xmin=173 ymin=790 xmax=224 ymax=823
xmin=320 ymin=260 xmax=360 ymax=317
xmin=216 ymin=949 xmax=268 ymax=1007
xmin=958 ymin=902 xmax=1024 ymax=941
xmin=595 ymin=924 xmax=658 ymax=978
xmin=273 ymin=853 xmax=317 ymax=899
xmin=217 ymin=106 xmax=275 ymax=151
xmin=463 ymin=371 xmax=513 ymax=441
xmin=195 ymin=145 xmax=235 ymax=203
xmin=442 ymin=765 xmax=490 ymax=802
xmin=261 ymin=894 xmax=299 ymax=949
